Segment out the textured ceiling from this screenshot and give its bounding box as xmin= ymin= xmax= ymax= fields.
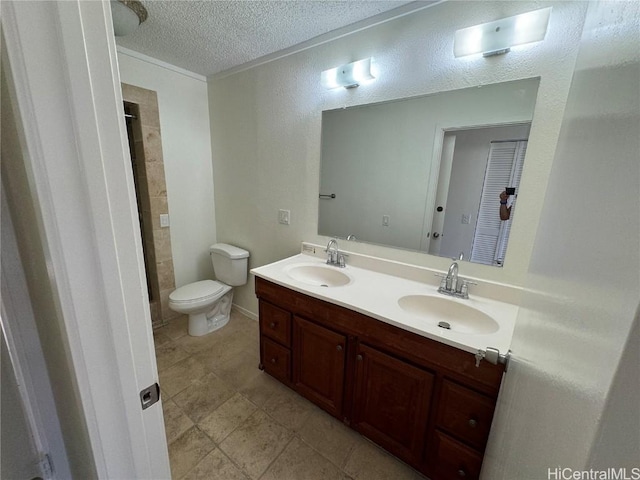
xmin=115 ymin=1 xmax=427 ymax=77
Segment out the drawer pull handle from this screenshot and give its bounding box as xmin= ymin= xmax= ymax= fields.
xmin=468 ymin=418 xmax=478 ymax=428
xmin=457 ymin=469 xmax=467 ymax=478
xmin=356 ymin=354 xmax=363 ymax=361
xmin=336 ymin=345 xmax=343 ymax=352
xmin=269 ymin=322 xmax=276 ymax=329
xmin=271 ymin=357 xmax=277 ymax=364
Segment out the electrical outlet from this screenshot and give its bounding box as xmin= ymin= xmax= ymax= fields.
xmin=382 ymin=215 xmax=390 ymax=227
xmin=160 ymin=214 xmax=170 ymax=227
xmin=462 ymin=214 xmax=470 ymax=225
xmin=278 ymin=209 xmax=290 ymax=225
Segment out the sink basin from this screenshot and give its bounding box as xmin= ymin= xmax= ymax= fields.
xmin=284 ymin=264 xmax=352 ymax=288
xmin=398 ymin=295 xmax=499 ymax=334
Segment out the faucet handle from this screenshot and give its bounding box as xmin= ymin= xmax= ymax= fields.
xmin=458 ymin=279 xmax=478 ymax=298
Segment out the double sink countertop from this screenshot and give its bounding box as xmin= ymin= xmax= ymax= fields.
xmin=251 ymin=244 xmax=519 ymax=356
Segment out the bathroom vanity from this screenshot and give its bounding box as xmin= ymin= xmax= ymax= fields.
xmin=252 ymin=246 xmax=518 ymax=480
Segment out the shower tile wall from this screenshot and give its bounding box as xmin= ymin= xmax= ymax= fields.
xmin=122 ymin=83 xmax=179 ymax=328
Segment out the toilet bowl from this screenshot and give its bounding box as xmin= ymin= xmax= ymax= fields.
xmin=169 ymin=243 xmax=249 ymax=336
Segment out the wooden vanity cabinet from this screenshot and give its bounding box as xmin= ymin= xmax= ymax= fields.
xmin=293 ymin=315 xmax=346 ymax=418
xmin=352 ymin=343 xmax=434 ymax=465
xmin=258 ymin=299 xmax=292 ymax=385
xmin=255 ymin=277 xmax=504 ymax=480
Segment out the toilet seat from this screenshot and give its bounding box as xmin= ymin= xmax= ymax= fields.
xmin=169 ymin=280 xmax=231 ymax=311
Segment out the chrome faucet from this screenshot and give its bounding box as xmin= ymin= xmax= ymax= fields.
xmin=446 ymin=261 xmax=459 ymax=292
xmin=436 ymin=252 xmax=476 ymax=299
xmin=325 ymin=238 xmax=347 ymax=268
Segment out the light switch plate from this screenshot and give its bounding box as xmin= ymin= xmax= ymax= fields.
xmin=278 ymin=209 xmax=290 ymax=225
xmin=382 ymin=215 xmax=390 ymax=227
xmin=160 ymin=214 xmax=170 ymax=227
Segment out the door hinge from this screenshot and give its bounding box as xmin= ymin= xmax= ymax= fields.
xmin=140 ymin=383 xmax=160 ymax=410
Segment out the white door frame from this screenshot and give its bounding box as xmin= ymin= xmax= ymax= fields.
xmin=1 ymin=187 xmax=71 ymax=479
xmin=2 ymin=1 xmax=170 ymax=478
xmin=427 ymin=133 xmax=456 ymax=256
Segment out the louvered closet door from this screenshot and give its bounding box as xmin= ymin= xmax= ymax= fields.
xmin=471 ymin=141 xmax=527 ymax=266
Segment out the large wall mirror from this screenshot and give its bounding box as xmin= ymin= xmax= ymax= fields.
xmin=318 ymin=77 xmax=540 ymax=267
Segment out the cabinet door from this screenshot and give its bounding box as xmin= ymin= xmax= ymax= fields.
xmin=352 ymin=344 xmax=434 ymax=465
xmin=293 ymin=316 xmax=346 ymax=418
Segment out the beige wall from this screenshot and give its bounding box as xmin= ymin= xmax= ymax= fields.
xmin=209 ymin=1 xmax=589 ymax=316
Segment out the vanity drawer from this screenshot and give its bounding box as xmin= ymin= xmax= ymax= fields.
xmin=261 ymin=337 xmax=291 ymax=383
xmin=259 ymin=300 xmax=291 ymax=347
xmin=432 ymin=431 xmax=483 ymax=480
xmin=436 ymin=380 xmax=496 ymax=450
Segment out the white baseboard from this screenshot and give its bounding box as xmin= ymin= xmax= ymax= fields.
xmin=232 ymin=304 xmax=258 ymax=321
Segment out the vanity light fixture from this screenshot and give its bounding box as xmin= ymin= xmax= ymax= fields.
xmin=321 ymin=58 xmax=375 ymax=90
xmin=454 ymin=7 xmax=552 ymax=58
xmin=110 ymin=0 xmax=148 ymax=37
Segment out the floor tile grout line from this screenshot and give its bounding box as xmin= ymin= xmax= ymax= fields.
xmin=172 ymin=425 xmax=216 ymax=480
xmin=292 ymin=432 xmax=353 ymax=478
xmin=216 ymin=445 xmax=252 ymax=480
xmin=214 ymin=408 xmax=289 ymax=480
xmin=158 ymin=350 xmax=224 ymax=400
xmin=341 ymin=437 xmax=359 ymax=472
xmin=193 ymin=395 xmax=259 ymax=447
xmin=249 ymin=383 xmax=358 ymax=477
xmin=179 ymin=424 xmax=238 ymax=479
xmin=155 ymin=343 xmax=191 ymax=373
xmin=255 ymin=433 xmax=297 ymax=480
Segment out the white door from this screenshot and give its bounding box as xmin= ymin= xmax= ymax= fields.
xmin=427 ymin=133 xmax=456 ymax=256
xmin=420 ymin=127 xmax=454 ymax=252
xmin=3 ymin=1 xmax=170 ymax=478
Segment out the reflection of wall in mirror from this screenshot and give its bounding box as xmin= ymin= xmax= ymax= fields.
xmin=319 ymin=99 xmax=434 ymax=250
xmin=436 ymin=124 xmax=531 ymax=262
xmin=318 ymin=78 xmax=539 ymax=260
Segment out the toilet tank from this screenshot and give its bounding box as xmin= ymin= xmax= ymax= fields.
xmin=209 ymin=243 xmax=250 ymax=286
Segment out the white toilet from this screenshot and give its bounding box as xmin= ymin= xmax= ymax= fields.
xmin=168 ymin=243 xmax=249 ymax=336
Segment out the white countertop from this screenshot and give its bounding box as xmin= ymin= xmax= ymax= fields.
xmin=251 ymin=251 xmax=518 ymax=356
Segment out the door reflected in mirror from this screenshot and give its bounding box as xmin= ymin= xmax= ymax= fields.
xmin=318 ymin=77 xmax=540 ymax=267
xmin=429 ymin=125 xmax=529 ymax=266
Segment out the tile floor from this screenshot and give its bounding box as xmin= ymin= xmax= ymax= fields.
xmin=154 ymin=310 xmax=427 ymax=480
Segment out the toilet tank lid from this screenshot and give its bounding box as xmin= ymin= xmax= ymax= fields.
xmin=209 ymin=243 xmax=249 ymax=259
